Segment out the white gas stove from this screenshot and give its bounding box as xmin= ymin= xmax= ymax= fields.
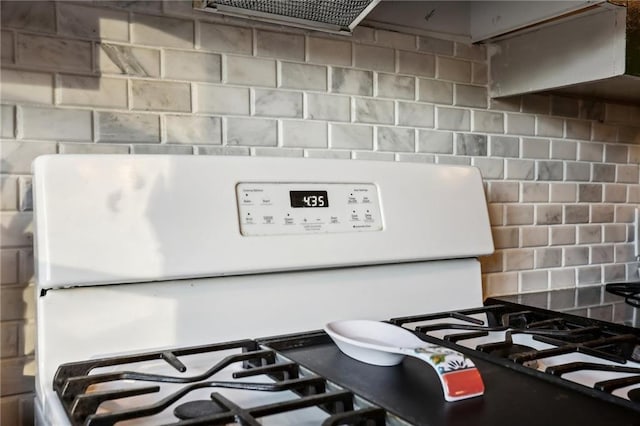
xmin=33 ymin=155 xmax=494 ymax=425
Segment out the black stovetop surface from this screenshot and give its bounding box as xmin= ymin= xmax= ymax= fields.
xmin=268 ymin=334 xmax=639 ymax=426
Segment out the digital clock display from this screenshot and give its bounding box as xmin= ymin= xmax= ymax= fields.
xmin=290 ymin=191 xmax=329 ymax=208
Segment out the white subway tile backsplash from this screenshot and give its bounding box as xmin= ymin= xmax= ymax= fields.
xmin=376 ymin=74 xmax=414 ymax=100
xmin=21 ymin=106 xmax=92 ymax=141
xmin=131 ymin=80 xmax=191 ymax=112
xmin=550 ymin=183 xmax=577 ymax=203
xmin=253 ymin=147 xmax=304 ymax=157
xmin=522 ymin=94 xmax=550 ymax=115
xmin=550 ymin=140 xmax=577 ymax=160
xmin=454 ymin=42 xmax=486 ymax=61
xmin=330 ymin=68 xmax=373 ymax=96
xmin=196 ymin=146 xmax=250 ymax=156
xmin=164 ymin=50 xmax=221 ymax=82
xmin=520 ymin=270 xmax=548 ymax=291
xmin=536 ymin=204 xmax=562 ymax=225
xmin=330 ymin=123 xmax=373 ymax=150
xmin=577 ymin=266 xmax=602 ymax=285
xmin=417 ymin=129 xmax=452 ymax=154
xmin=490 ymin=136 xmax=518 ymax=158
xmin=455 ymin=84 xmax=487 ymax=108
xmin=306 ymin=93 xmax=350 ymax=122
xmin=604 ymin=184 xmax=626 ymax=203
xmin=281 ymin=120 xmax=327 ymax=148
xmin=58 ymin=142 xmax=129 ymax=154
xmin=226 ymin=56 xmax=277 ymax=87
xmin=131 ymin=14 xmax=193 ymax=48
xmin=605 ymin=144 xmax=628 ymax=164
xmin=565 ymin=162 xmax=590 ymax=181
xmin=488 ymin=181 xmax=519 ymax=202
xmin=199 ymin=23 xmax=252 ymax=55
xmin=455 ymin=133 xmax=487 ymax=156
xmin=1 ymin=30 xmax=14 ymax=64
xmin=417 ymin=36 xmax=454 ymax=56
xmin=397 ymin=102 xmax=434 ymax=128
xmin=565 ymin=119 xmax=591 ymax=140
xmin=505 ymin=113 xmax=535 ymax=136
xmin=256 ymin=30 xmax=304 ymax=61
xmin=0 ymin=176 xmax=18 ymax=212
xmin=473 ymin=157 xmax=504 ymax=179
xmin=354 ymin=98 xmax=394 ymax=124
xmin=505 ymin=159 xmax=534 ymax=180
xmin=1 ymin=1 xmax=55 ymax=34
xmin=17 ymin=33 xmax=91 ymax=71
xmin=98 ymin=44 xmax=161 ymax=77
xmin=196 ymin=84 xmax=250 ymax=115
xmin=592 ymin=205 xmax=615 ymax=223
xmin=307 ymin=37 xmax=351 ymax=66
xmin=505 ymin=249 xmax=534 ymax=271
xmin=1 ymin=141 xmax=57 ymax=174
xmin=397 ymin=50 xmax=435 ymax=77
xmin=521 ymin=138 xmax=550 ymax=159
xmin=472 ymin=111 xmax=503 ymax=133
xmin=226 ymin=117 xmax=277 ymax=146
xmin=536 ymin=161 xmax=563 ymax=181
xmin=352 ymin=151 xmax=394 ymax=161
xmin=57 ymin=3 xmax=129 ymax=41
xmin=617 ymin=164 xmax=640 ymax=184
xmin=58 ymin=75 xmax=127 ymax=109
xmin=522 ymin=182 xmax=549 ymax=202
xmin=437 ymin=107 xmax=469 ymax=131
xmin=1 ymin=105 xmax=15 ymax=139
xmin=354 ymin=44 xmax=395 ymax=72
xmin=418 ymin=79 xmax=453 ymax=104
xmin=96 ymin=112 xmax=160 ymax=142
xmin=577 ymin=225 xmax=601 ymax=244
xmin=472 ymin=62 xmax=488 ymax=85
xmin=165 ymin=115 xmax=221 ymax=144
xmin=564 ymin=205 xmax=589 ymax=224
xmin=376 ymin=30 xmax=416 ymax=50
xmin=550 ymin=226 xmax=576 ymax=246
xmin=592 ymin=122 xmax=617 ymax=143
xmin=436 ymin=57 xmax=471 ymax=83
xmin=253 ymin=89 xmax=302 ymax=118
xmin=578 ymin=184 xmax=602 ymax=203
xmin=131 ymin=144 xmax=193 ymax=154
xmin=505 ymin=205 xmax=534 ymax=225
xmin=376 ymin=126 xmax=414 ymax=152
xmin=537 ymin=247 xmax=563 ymax=268
xmin=0 ymin=69 xmax=53 ymax=104
xmin=578 ymin=142 xmax=604 ymax=162
xmin=279 ymin=62 xmax=326 ymax=91
xmin=565 ymin=246 xmax=589 ymax=266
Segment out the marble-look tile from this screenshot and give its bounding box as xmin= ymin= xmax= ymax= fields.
xmin=551 ymin=96 xmax=579 ymax=118
xmin=253 ymin=89 xmax=302 ymax=118
xmin=253 ymin=147 xmax=304 ymax=158
xmin=226 ymin=56 xmax=276 ymax=87
xmin=304 ymin=149 xmax=351 ymax=159
xmin=437 ymin=155 xmax=471 ymax=166
xmin=550 ymin=227 xmax=576 ymax=246
xmin=605 ymin=144 xmax=628 ymax=163
xmin=604 ymin=224 xmax=626 ymax=243
xmin=578 ymin=184 xmax=602 ymax=202
xmin=196 ymin=146 xmax=250 ymax=156
xmin=164 ymin=50 xmax=221 ymax=82
xmin=131 ymin=144 xmax=193 ymax=155
xmin=354 ymin=98 xmax=393 ymax=124
xmin=330 ymin=68 xmax=372 ymax=96
xmin=536 ymin=161 xmax=563 ymax=181
xmin=165 ymin=115 xmax=221 ymax=144
xmin=0 ymin=69 xmax=53 ymax=104
xmin=0 ymin=177 xmax=18 ymax=211
xmin=577 ymin=267 xmax=602 ymax=286
xmin=505 ymin=113 xmax=535 ymax=136
xmin=131 ymin=80 xmax=190 ymax=112
xmin=281 ymin=120 xmax=327 ymax=148
xmin=354 ymin=44 xmax=394 ymax=72
xmin=592 ymin=205 xmax=614 ymax=223
xmin=377 ymin=74 xmax=414 ymax=100
xmin=592 ymin=164 xmax=615 ymax=182
xmin=550 ymin=183 xmax=577 ymax=202
xmin=564 ymin=246 xmax=589 ymax=266
xmin=473 ymin=111 xmax=503 ymax=133
xmin=57 ymin=3 xmax=128 ymax=41
xmin=58 ymin=143 xmax=129 ymax=154
xmin=417 ymin=129 xmax=452 ymax=154
xmin=565 ymin=162 xmax=590 ymax=181
xmin=17 ymin=34 xmax=91 ymax=71
xmin=577 ymin=225 xmax=601 ymax=244
xmin=132 ymin=13 xmax=193 ymax=48
xmin=1 ymin=141 xmax=57 ymax=174
xmin=418 ymin=79 xmax=453 ymax=104
xmin=377 ymin=127 xmax=414 ymax=152
xmin=437 ymin=107 xmax=469 ymax=131
xmin=604 ymin=184 xmax=626 ymax=203
xmin=376 ymin=30 xmax=416 ymax=50
xmin=330 ymin=124 xmax=373 ymax=150
xmin=550 ymin=140 xmax=576 ymax=160
xmin=397 ymin=102 xmax=434 ymax=128
xmin=21 ymin=106 xmax=92 ymax=141
xmin=397 ymin=50 xmax=434 ymax=77
xmin=437 ymin=57 xmax=471 ymax=82
xmin=472 ymin=62 xmax=488 ymax=85
xmin=473 ymin=157 xmax=504 ymax=179
xmin=489 ymin=136 xmax=518 ymax=158
xmin=98 ymin=44 xmax=161 ymax=77
xmin=455 ymin=133 xmax=486 ymax=156
xmin=1 ymin=105 xmax=15 ymax=139
xmin=455 ymin=84 xmax=487 ymax=108
xmin=564 ymin=205 xmax=589 ymax=224
xmin=306 ymin=93 xmax=350 ymax=122
xmin=58 ymin=75 xmax=127 ymax=108
xmin=520 ymin=270 xmax=548 ymax=292
xmin=352 ymin=151 xmax=395 ymax=161
xmin=396 ymin=153 xmax=435 ymax=163
xmin=522 ymin=94 xmax=550 ymax=114
xmin=536 ymin=116 xmax=563 ymax=137
xmin=487 ymin=181 xmax=519 ymax=202
xmin=196 ymin=84 xmax=249 ymax=115
xmin=505 ymin=205 xmax=533 ymax=225
xmin=417 ymin=35 xmax=453 ymax=55
xmin=592 ymin=122 xmax=617 ymax=142
xmin=96 ymin=112 xmax=160 ymax=142
xmin=199 ymin=23 xmax=252 ymax=55
xmin=578 ymin=142 xmax=603 ymax=162
xmin=1 ymin=1 xmax=55 ymax=33
xmin=279 ymin=62 xmax=326 ymax=91
xmin=505 ymin=249 xmax=534 ymax=271
xmin=96 ymin=1 xmax=162 ymax=13
xmin=616 ymin=244 xmax=635 ymax=262
xmin=536 ymin=205 xmax=562 ymax=225
xmin=226 ymin=117 xmax=277 ymax=146
xmin=1 ymin=30 xmax=14 ymax=63
xmin=307 ymin=37 xmax=351 ymax=66
xmin=565 ymin=119 xmax=591 ymax=140
xmin=617 ymin=164 xmax=639 ymax=184
xmin=521 ymin=138 xmax=550 ymax=159
xmin=522 ymin=182 xmax=549 ymax=202
xmin=604 ymin=264 xmax=626 ymax=283
xmin=505 ymin=159 xmax=534 ymax=180
xmin=256 ymin=30 xmax=304 ymax=61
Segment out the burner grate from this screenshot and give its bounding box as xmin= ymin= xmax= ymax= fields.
xmin=54 ymin=339 xmax=389 ymax=425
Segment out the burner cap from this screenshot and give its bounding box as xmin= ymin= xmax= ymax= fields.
xmin=174 ymin=400 xmax=227 ymax=420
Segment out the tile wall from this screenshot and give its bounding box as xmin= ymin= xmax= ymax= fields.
xmin=1 ymin=1 xmax=639 ymax=423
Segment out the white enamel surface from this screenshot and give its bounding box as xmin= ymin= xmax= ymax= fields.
xmin=325 ymin=320 xmax=423 ymax=365
xmin=36 ymin=259 xmax=484 ymax=420
xmin=32 ymin=155 xmax=493 ymax=288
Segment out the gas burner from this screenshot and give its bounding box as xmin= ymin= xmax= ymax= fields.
xmin=174 ymin=399 xmax=227 ymax=420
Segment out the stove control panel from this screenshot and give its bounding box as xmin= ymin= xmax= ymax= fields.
xmin=236 ymin=183 xmax=382 ymax=236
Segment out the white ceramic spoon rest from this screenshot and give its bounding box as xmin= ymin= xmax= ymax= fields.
xmin=324 ymin=320 xmax=485 ymax=402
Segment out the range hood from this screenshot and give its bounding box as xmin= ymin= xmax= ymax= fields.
xmin=487 ymin=1 xmax=640 ymax=103
xmin=194 ymin=0 xmax=381 ymax=34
